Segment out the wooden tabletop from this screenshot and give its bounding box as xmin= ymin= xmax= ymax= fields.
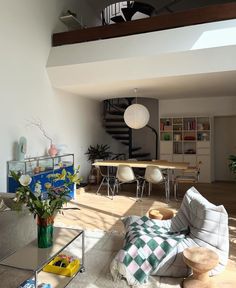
xmin=92 ymin=160 xmax=189 ymax=170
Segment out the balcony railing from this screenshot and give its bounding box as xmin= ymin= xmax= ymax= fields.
xmin=53 ymin=3 xmax=236 ymax=47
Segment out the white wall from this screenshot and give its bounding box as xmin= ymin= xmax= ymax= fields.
xmin=159 ymin=96 xmax=236 ymax=117
xmin=0 ymin=0 xmax=118 ymax=191
xmin=214 ymin=116 xmax=236 ymax=181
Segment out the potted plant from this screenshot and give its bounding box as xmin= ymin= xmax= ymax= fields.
xmin=10 ymin=166 xmax=82 ymax=248
xmin=85 ymin=144 xmax=112 ymax=184
xmin=229 ymin=155 xmax=236 ymax=178
xmin=85 ymin=144 xmax=112 ymax=163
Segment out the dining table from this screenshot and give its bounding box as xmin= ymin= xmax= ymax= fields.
xmin=93 ymin=160 xmax=189 ymax=201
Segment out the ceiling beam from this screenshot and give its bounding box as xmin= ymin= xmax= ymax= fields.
xmin=53 ymin=2 xmax=236 ymax=47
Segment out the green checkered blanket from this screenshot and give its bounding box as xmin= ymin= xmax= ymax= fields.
xmin=111 ymin=216 xmax=188 ymax=285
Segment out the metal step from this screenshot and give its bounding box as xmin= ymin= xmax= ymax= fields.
xmin=107 ymin=130 xmax=129 ymax=135
xmin=107 ymin=110 xmax=124 ymax=116
xmin=132 ymin=152 xmax=150 ymax=158
xmin=104 ymin=118 xmax=124 ymax=122
xmin=114 ymin=103 xmax=129 ymax=110
xmin=132 ymin=147 xmax=142 ymax=152
xmin=105 ymin=124 xmax=127 ymax=129
xmin=113 ymin=136 xmax=130 ymax=140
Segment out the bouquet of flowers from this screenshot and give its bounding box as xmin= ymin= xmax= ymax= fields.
xmin=10 ymin=166 xmax=82 ymax=219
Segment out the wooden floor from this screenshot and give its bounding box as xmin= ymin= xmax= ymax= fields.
xmin=55 ymin=181 xmax=236 ymax=286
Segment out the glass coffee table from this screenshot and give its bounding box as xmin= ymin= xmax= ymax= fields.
xmin=0 ymin=227 xmax=85 ymax=288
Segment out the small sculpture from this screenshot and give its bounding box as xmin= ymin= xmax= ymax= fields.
xmin=16 ymin=137 xmax=27 ymax=161
xmin=48 ymin=144 xmax=58 ymax=157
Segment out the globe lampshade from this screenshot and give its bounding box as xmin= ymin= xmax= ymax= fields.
xmin=124 ymin=104 xmax=150 ymax=129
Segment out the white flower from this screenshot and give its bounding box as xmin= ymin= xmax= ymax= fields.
xmin=19 ymin=175 xmax=32 ymax=186
xmin=34 ymin=182 xmax=42 ymax=197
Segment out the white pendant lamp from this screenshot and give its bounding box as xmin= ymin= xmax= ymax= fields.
xmin=124 ymin=89 xmax=150 ymax=129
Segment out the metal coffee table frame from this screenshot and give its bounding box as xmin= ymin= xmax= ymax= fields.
xmin=0 ymin=227 xmax=85 ymax=287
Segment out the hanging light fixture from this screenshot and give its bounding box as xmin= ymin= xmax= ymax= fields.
xmin=124 ymin=88 xmax=150 ymax=129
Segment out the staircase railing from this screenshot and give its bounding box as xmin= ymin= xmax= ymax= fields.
xmin=103 ymin=98 xmax=153 ymax=160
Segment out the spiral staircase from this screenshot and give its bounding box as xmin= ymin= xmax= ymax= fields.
xmin=103 ymin=98 xmax=151 ymax=160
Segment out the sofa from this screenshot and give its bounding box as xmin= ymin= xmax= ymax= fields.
xmin=111 ymin=187 xmax=229 ymax=284
xmin=0 ymin=193 xmax=36 ymax=260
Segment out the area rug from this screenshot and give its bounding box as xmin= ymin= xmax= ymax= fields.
xmin=58 ymin=227 xmax=183 ymax=288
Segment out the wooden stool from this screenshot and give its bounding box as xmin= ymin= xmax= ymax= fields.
xmin=183 ymin=247 xmax=219 ymax=288
xmin=148 ymin=208 xmax=174 ymax=220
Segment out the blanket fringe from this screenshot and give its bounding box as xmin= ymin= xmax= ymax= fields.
xmin=110 ymin=258 xmax=147 ymax=287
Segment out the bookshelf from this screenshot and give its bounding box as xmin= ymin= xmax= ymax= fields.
xmin=160 ymin=116 xmax=212 ymax=182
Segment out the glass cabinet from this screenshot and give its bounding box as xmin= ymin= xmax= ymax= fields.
xmin=7 ymin=154 xmax=75 ymax=198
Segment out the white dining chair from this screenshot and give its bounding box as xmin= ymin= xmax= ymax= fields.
xmin=141 ymin=165 xmax=169 ymax=201
xmin=114 ymin=165 xmax=141 ymax=199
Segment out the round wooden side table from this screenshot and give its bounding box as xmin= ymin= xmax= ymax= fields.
xmin=148 ymin=208 xmax=174 ymax=220
xmin=183 ymin=247 xmax=219 ymax=288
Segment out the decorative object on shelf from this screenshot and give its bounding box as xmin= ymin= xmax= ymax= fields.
xmin=163 ymin=133 xmax=171 ymax=141
xmin=37 ymin=215 xmax=54 ymax=248
xmin=10 ymin=166 xmax=82 ymax=248
xmin=43 ymin=253 xmax=80 ymax=276
xmin=48 ymin=143 xmax=58 ymax=157
xmin=201 ymin=133 xmax=208 ymax=141
xmin=16 ymin=136 xmax=27 ymax=161
xmin=124 ymin=88 xmax=150 ymax=129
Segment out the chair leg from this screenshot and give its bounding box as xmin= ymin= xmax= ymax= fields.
xmin=136 ymin=180 xmax=142 ymax=201
xmin=141 ymin=181 xmax=145 ymax=198
xmin=164 ymin=181 xmax=168 ymax=202
xmin=174 ymin=181 xmax=178 ymax=201
xmin=148 ymin=182 xmax=151 ymax=196
xmin=96 ymin=177 xmax=105 ymax=194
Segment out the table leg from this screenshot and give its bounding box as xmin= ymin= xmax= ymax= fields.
xmin=166 ymin=169 xmax=171 ymax=202
xmin=35 ymin=271 xmax=38 ymax=287
xmin=82 ymin=230 xmax=85 ymax=271
xmin=107 ymin=166 xmax=110 ymax=197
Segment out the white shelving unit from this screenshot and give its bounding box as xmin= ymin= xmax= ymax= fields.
xmin=160 ymin=116 xmax=212 ymax=183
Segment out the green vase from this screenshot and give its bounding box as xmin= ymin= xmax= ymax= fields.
xmin=37 ymin=216 xmax=54 ymax=248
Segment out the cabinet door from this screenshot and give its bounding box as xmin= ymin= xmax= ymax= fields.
xmin=160 ymin=154 xmax=173 ymax=161
xmin=173 ymin=154 xmax=184 ymax=162
xmin=173 ymin=155 xmax=184 ymax=176
xmin=197 ymin=155 xmax=211 ymax=183
xmin=183 ymin=155 xmax=197 ymax=166
xmin=197 ymin=141 xmax=210 ymax=149
xmin=160 ymin=141 xmax=173 ymax=154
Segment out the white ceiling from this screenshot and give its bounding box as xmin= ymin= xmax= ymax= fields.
xmin=49 ymin=9 xmax=236 ymax=101
xmin=57 ymin=71 xmax=236 ymax=100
